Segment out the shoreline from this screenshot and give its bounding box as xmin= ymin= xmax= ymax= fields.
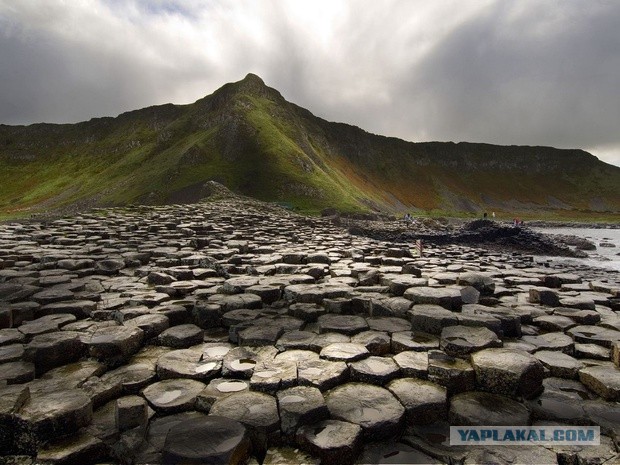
xmin=524 ymin=220 xmax=620 ymax=229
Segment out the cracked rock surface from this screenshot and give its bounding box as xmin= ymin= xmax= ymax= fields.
xmin=0 ymin=197 xmax=619 ymax=464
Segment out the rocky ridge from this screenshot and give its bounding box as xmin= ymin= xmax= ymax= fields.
xmin=340 ymin=216 xmax=593 ymax=258
xmin=0 ymin=195 xmax=619 ymax=464
xmin=2 ymin=73 xmax=620 ymax=218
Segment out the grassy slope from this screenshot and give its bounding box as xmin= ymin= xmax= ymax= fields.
xmin=300 ymin=115 xmax=620 ymax=218
xmin=0 ymin=82 xmax=376 ymax=216
xmin=1 ymin=74 xmax=619 ymax=220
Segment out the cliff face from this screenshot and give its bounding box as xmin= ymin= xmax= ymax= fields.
xmin=1 ymin=73 xmax=619 ymax=218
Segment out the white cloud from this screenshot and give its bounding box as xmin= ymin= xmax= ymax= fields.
xmin=0 ymin=0 xmax=619 ymax=166
xmin=587 ymin=145 xmax=620 ymax=168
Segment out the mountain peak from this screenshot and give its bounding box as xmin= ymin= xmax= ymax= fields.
xmin=197 ymin=72 xmax=274 ymax=108
xmin=242 ymin=73 xmax=266 ymax=86
xmin=234 ymin=73 xmax=269 ymax=93
xmin=1 ymin=74 xmax=619 ymax=219
xmin=225 ymin=72 xmax=282 ymax=101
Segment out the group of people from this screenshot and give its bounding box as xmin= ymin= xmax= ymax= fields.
xmin=483 ymin=211 xmax=524 ymax=226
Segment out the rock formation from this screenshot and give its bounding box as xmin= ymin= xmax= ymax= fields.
xmin=0 ymin=196 xmax=619 ymax=464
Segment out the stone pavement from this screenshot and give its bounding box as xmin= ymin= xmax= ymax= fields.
xmin=0 ymin=197 xmax=619 ymax=464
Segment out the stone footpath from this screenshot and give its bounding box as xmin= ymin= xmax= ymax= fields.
xmin=0 ymin=197 xmax=619 ymax=465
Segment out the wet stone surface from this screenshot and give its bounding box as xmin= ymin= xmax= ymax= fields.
xmin=0 ymin=197 xmax=619 ymax=464
xmin=387 ymin=378 xmax=447 ymax=425
xmin=277 ymin=385 xmax=329 ymax=436
xmin=296 ymin=419 xmax=362 ymax=465
xmin=349 ymin=356 xmax=400 ymax=385
xmin=470 ymin=348 xmax=545 ymax=399
xmin=439 ymin=325 xmax=502 ymax=357
xmin=162 ymin=415 xmax=251 ymax=465
xmin=449 ymin=391 xmax=531 ymax=426
xmin=320 ymin=342 xmax=369 ymax=362
xmin=325 ymin=382 xmax=405 ymax=440
xmin=142 ymin=378 xmax=205 ymax=413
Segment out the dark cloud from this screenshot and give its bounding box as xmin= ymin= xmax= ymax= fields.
xmin=0 ymin=0 xmax=618 ymax=166
xmin=401 ymin=1 xmax=620 ymax=149
xmin=0 ymin=17 xmax=172 ymax=124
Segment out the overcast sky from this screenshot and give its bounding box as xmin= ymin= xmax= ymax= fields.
xmin=1 ymin=0 xmax=619 ymax=166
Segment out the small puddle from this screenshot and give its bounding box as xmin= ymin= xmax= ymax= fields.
xmin=195 ymin=361 xmax=218 ymax=374
xmin=279 ymin=395 xmax=306 ymax=404
xmin=360 ymin=407 xmax=383 ymax=421
xmin=230 ymin=358 xmax=257 ymax=370
xmin=157 ymin=389 xmax=183 ymax=404
xmin=203 ymin=346 xmax=230 ymax=358
xmin=216 ymin=381 xmax=247 ymax=393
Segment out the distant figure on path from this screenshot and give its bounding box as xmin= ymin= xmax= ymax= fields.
xmin=492 ymin=212 xmax=496 ymax=219
xmin=415 ymin=239 xmax=423 ymax=257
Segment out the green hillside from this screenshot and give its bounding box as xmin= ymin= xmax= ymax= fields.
xmin=1 ymin=73 xmax=619 ymax=220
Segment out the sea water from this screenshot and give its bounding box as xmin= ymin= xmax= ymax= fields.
xmin=533 ymin=227 xmax=620 ymax=272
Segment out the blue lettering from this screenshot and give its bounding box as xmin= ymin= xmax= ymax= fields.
xmin=578 ymin=430 xmax=594 ymax=442
xmin=481 ymin=430 xmax=493 ymax=441
xmin=503 ymin=430 xmax=515 ymax=441
xmin=527 ymin=430 xmax=539 ymax=441
xmin=554 ymin=430 xmax=564 ymax=441
xmin=539 ymin=429 xmax=546 ymax=441
xmin=566 ymin=430 xmax=576 ymax=441
xmin=515 ymin=429 xmax=526 ymax=441
xmin=467 ymin=430 xmax=480 ymax=441
xmin=458 ymin=429 xmax=468 ymax=441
